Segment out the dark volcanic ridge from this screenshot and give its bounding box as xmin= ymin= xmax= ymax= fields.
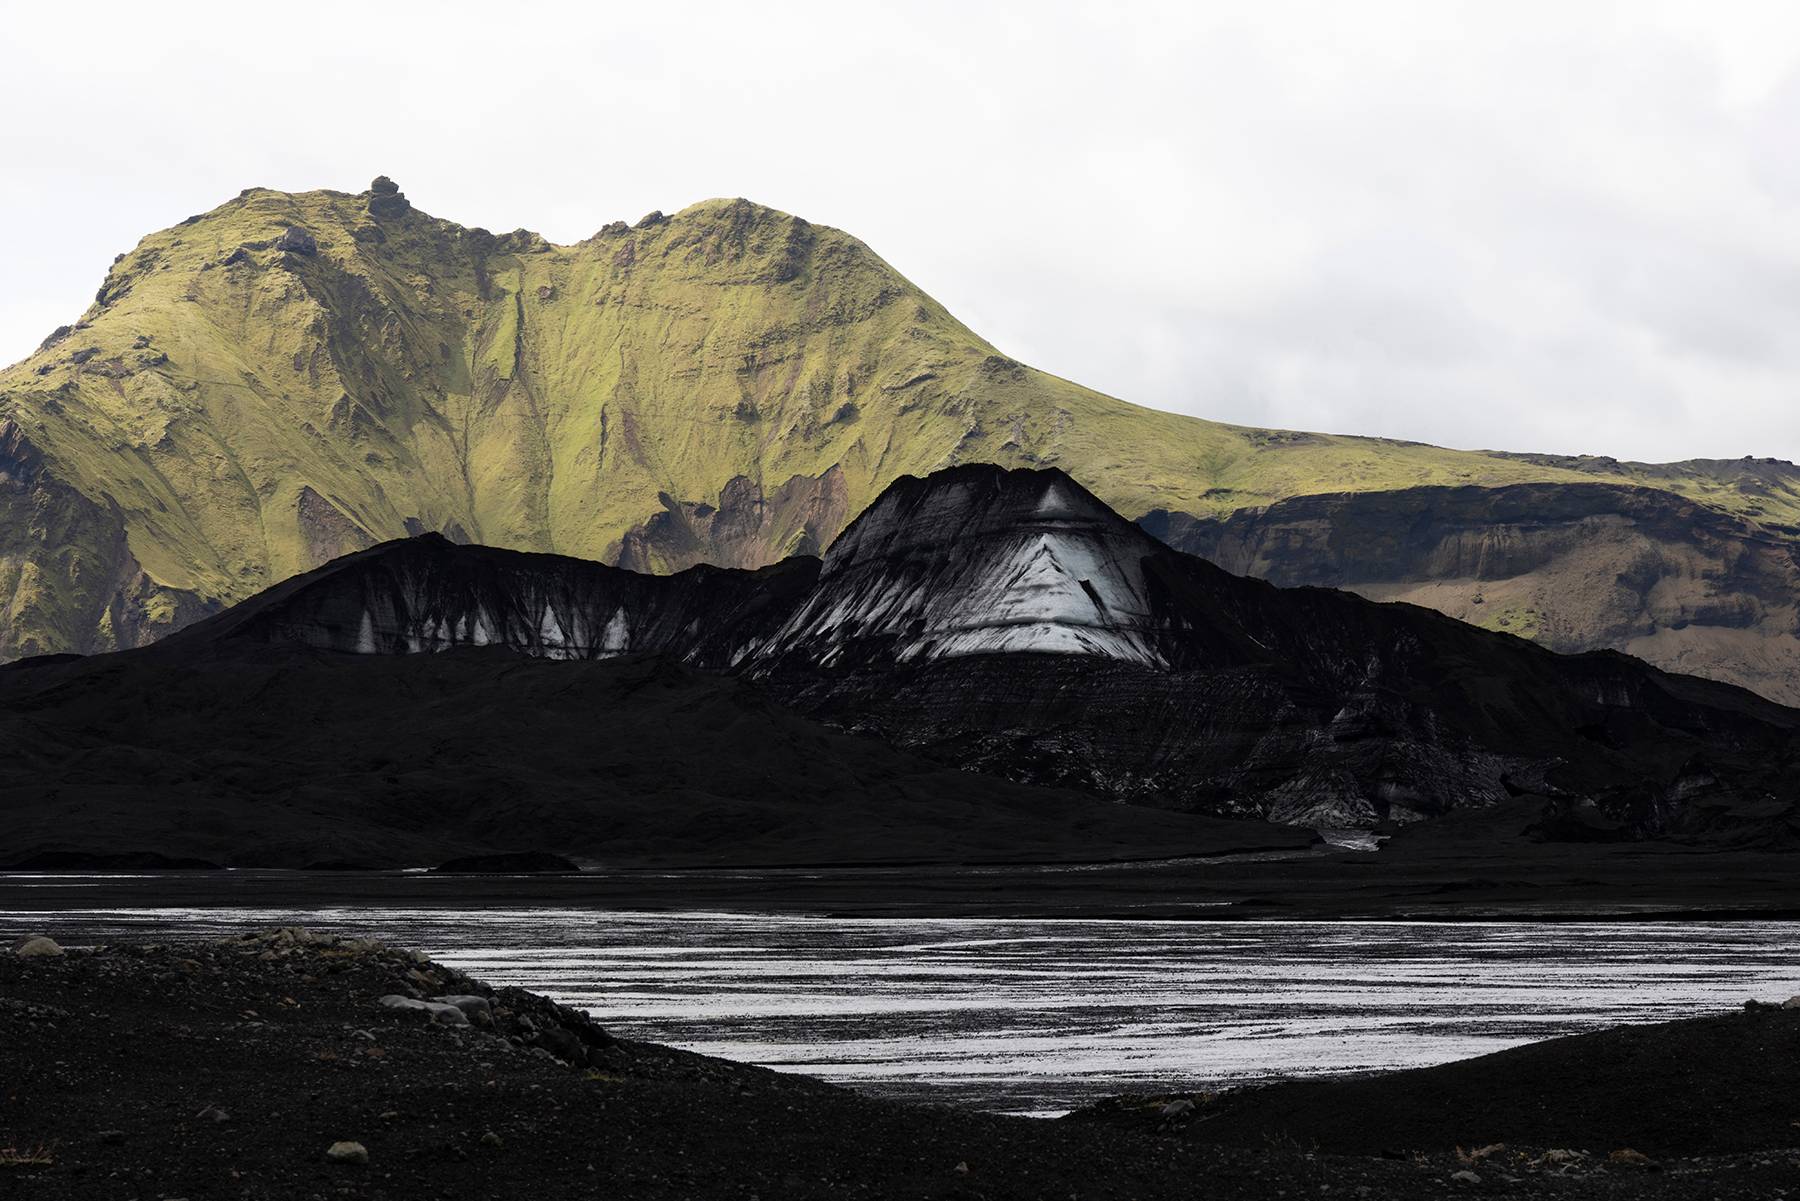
xmin=4 ymin=930 xmax=1800 ymax=1200
xmin=3 ymin=463 xmax=1797 ymax=870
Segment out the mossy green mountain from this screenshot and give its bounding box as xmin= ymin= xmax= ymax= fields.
xmin=3 ymin=178 xmax=1798 ymax=699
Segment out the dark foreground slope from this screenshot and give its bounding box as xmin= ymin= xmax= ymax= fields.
xmin=4 ymin=932 xmax=1799 ymax=1200
xmin=1079 ymin=1003 xmax=1800 ymax=1159
xmin=0 ymin=646 xmax=1304 ymax=869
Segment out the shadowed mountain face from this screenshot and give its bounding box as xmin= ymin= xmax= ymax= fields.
xmin=3 ymin=180 xmax=1799 ymax=710
xmin=26 ymin=465 xmax=1796 ymax=852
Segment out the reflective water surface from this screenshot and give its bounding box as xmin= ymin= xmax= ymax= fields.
xmin=6 ymin=904 xmax=1796 ymax=1114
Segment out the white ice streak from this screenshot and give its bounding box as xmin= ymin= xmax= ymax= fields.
xmin=600 ymin=607 xmax=630 ymax=655
xmin=764 ymin=524 xmax=1166 ymax=667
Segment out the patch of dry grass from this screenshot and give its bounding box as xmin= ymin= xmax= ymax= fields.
xmin=0 ymin=1142 xmax=55 ymax=1167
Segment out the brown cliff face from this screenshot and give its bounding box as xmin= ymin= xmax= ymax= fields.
xmin=1143 ymin=483 xmax=1800 ymax=708
xmin=615 ymin=468 xmax=851 ymax=573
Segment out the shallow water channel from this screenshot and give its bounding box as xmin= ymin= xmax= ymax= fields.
xmin=6 ymin=904 xmax=1795 ymax=1115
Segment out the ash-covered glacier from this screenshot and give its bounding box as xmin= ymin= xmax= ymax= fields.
xmin=161 ymin=464 xmax=1800 ymax=837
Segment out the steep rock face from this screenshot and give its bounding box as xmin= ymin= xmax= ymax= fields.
xmin=0 ymin=417 xmax=214 ymax=657
xmin=6 ymin=180 xmax=1799 ymax=701
xmin=128 ymin=466 xmax=1800 ymax=839
xmin=1486 ymin=452 xmax=1800 ymax=535
xmin=1144 ymin=483 xmax=1800 ymax=707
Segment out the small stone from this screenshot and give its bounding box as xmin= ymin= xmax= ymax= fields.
xmin=1450 ymin=1169 xmax=1481 ymax=1185
xmin=431 ymin=994 xmax=493 ymax=1025
xmin=325 ymin=1140 xmax=368 ymax=1165
xmin=97 ymin=1129 xmax=125 ymax=1144
xmin=1782 ymin=995 xmax=1800 ymax=1010
xmin=15 ymin=936 xmax=63 ymax=958
xmin=1159 ymin=1099 xmax=1196 ymax=1118
xmin=195 ymin=1105 xmax=230 ymax=1124
xmin=537 ymin=1025 xmax=583 ymax=1063
xmin=379 ymin=994 xmax=469 ymax=1026
xmin=480 ymin=1130 xmax=504 ymax=1149
xmin=1608 ymin=1149 xmax=1653 ymax=1167
xmin=953 ymin=1162 xmax=969 ymax=1175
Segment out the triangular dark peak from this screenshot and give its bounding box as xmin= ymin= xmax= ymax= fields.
xmin=821 ymin=464 xmax=1153 ymax=576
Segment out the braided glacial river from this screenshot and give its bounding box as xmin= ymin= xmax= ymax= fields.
xmin=5 ymin=904 xmax=1797 ymax=1115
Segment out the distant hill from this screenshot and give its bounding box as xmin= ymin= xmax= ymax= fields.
xmin=3 ymin=177 xmax=1798 ymax=700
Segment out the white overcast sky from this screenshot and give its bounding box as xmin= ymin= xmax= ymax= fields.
xmin=6 ymin=0 xmax=1800 ymax=462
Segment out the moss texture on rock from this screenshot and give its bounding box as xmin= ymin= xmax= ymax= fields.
xmin=3 ymin=181 xmax=1799 ymax=666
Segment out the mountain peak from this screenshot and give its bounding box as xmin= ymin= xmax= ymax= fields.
xmin=757 ymin=464 xmax=1169 ymax=668
xmin=821 ymin=465 xmax=1144 ymax=576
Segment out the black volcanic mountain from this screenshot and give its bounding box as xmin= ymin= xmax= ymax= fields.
xmin=2 ymin=465 xmax=1795 ymax=867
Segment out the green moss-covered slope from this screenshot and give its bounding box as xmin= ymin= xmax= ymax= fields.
xmin=2 ymin=179 xmax=1796 ymax=665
